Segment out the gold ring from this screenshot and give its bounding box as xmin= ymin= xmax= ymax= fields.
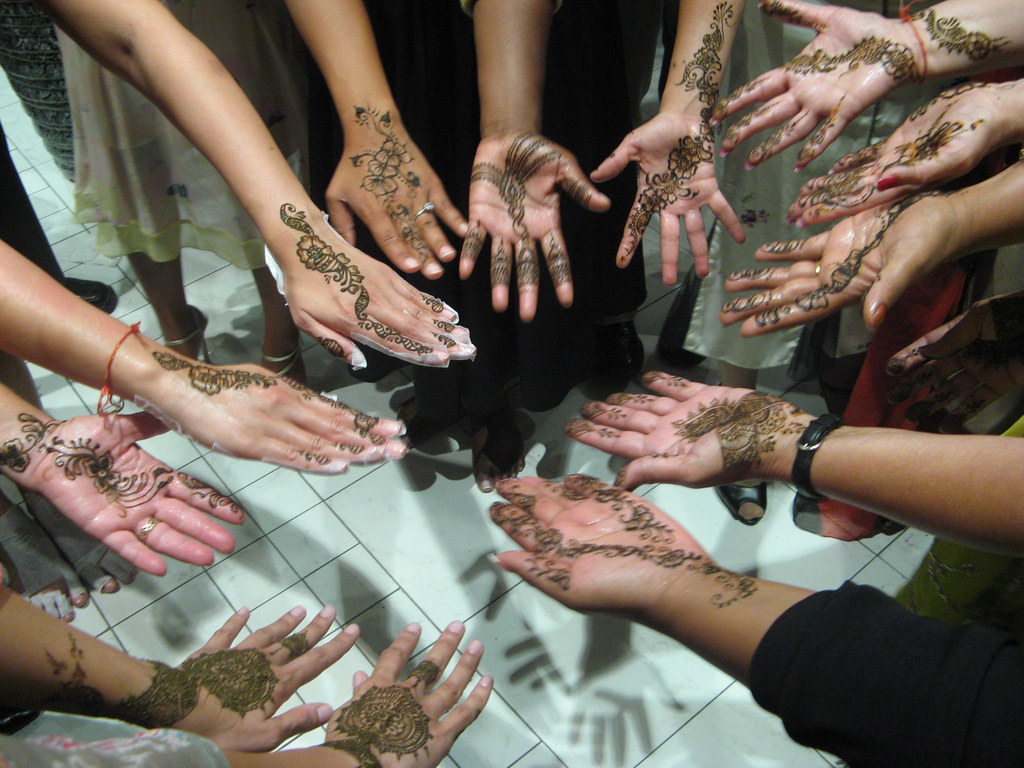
xmin=138 ymin=518 xmax=159 ymax=543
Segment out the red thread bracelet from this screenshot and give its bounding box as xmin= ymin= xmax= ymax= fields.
xmin=899 ymin=0 xmax=928 ymax=81
xmin=97 ymin=322 xmax=141 ymax=415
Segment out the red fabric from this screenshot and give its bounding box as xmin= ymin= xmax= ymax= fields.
xmin=814 ymin=263 xmax=966 ymax=540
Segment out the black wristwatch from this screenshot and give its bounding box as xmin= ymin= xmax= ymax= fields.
xmin=792 ymin=414 xmax=842 ymax=499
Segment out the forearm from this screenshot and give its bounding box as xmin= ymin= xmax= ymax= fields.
xmin=760 ymin=425 xmax=1024 ymax=553
xmin=225 ymin=747 xmax=355 ymax=768
xmin=944 ymin=160 xmax=1024 ymax=255
xmin=473 ymin=0 xmax=553 ymax=136
xmin=0 ymin=584 xmax=156 ymax=714
xmin=41 ymin=0 xmax=319 ymax=276
xmin=283 ymin=0 xmax=399 ymax=125
xmin=909 ymin=0 xmax=1024 ymax=80
xmin=660 ymin=0 xmax=745 ymax=120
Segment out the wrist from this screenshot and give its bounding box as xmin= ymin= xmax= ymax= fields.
xmin=480 ymin=118 xmax=541 ymax=139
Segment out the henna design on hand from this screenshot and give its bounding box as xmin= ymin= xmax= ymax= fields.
xmin=325 ymin=685 xmax=432 ymax=767
xmin=915 ymin=10 xmax=1007 ymax=61
xmin=407 ymin=661 xmax=439 ymax=687
xmin=672 ymin=392 xmax=804 ymax=468
xmin=678 ymin=2 xmax=737 ymax=122
xmin=0 ymin=412 xmax=57 ymax=473
xmin=281 ymin=204 xmax=433 ymax=356
xmin=43 ymin=633 xmax=106 ymax=714
xmin=470 ymin=134 xmax=557 ymax=237
xmin=280 ymin=633 xmax=312 ymax=660
xmin=786 ymin=36 xmax=918 ymax=83
xmin=349 ymin=107 xmax=430 ymax=264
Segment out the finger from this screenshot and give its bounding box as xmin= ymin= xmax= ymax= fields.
xmin=615 ymin=189 xmax=650 ymax=269
xmin=681 ymin=209 xmax=709 ymax=280
xmin=258 ymin=703 xmax=336 ymax=750
xmin=516 ymin=238 xmax=540 ymax=322
xmin=660 ymin=211 xmax=681 ymax=285
xmin=244 ymin=605 xmax=306 ymax=649
xmin=578 ymin=399 xmax=662 ymax=433
xmin=289 ymin=604 xmax=338 ymax=655
xmin=615 ymin=454 xmax=699 ymax=490
xmin=709 ymin=191 xmax=746 ymax=247
xmin=413 ymin=207 xmax=455 ymax=273
xmin=639 ymin=371 xmax=713 ymax=401
xmin=747 ymin=112 xmax=815 ymax=167
xmin=154 ymin=501 xmax=236 ymax=554
xmin=862 ymin=248 xmax=941 ymax=333
xmin=542 ymin=230 xmax=573 ymax=308
xmin=325 ymin=198 xmax=358 ymax=245
xmin=489 ymin=236 xmax=511 ymax=313
xmin=560 ymin=158 xmax=611 ymax=212
xmin=722 ymin=95 xmax=798 ymax=153
xmin=362 ymin=205 xmax=428 ymax=275
xmin=165 ymin=473 xmax=245 ymax=525
xmin=126 ymin=520 xmax=218 ymax=568
xmin=713 ymin=71 xmax=782 ymax=124
xmin=370 ymin=623 xmax=422 ymax=685
xmin=754 ymin=234 xmax=825 ymax=262
xmin=459 ymin=225 xmax=485 ymax=280
xmin=757 ymin=0 xmax=833 ymax=30
xmin=831 ymin=141 xmax=886 ymax=174
xmin=413 ymin=620 xmax=466 ymax=691
xmin=591 ymin=135 xmax=636 ymax=183
xmin=435 ymin=674 xmax=493 ymax=740
xmin=114 ymin=411 xmax=171 ymax=443
xmin=302 ymin=317 xmax=367 ymax=371
xmin=488 ymin=501 xmax=557 ymax=553
xmin=427 ymin=638 xmax=483 ymax=717
xmin=493 ymin=550 xmax=573 ymax=597
xmin=795 ymin=106 xmax=851 ymax=169
xmin=431 ymin=189 xmax=470 ymax=240
xmin=564 ymin=418 xmax=650 ymax=459
xmin=283 ymin=621 xmax=361 ymax=688
xmin=100 ymin=532 xmax=168 ymax=576
xmin=886 ymin=315 xmax=966 ymax=376
xmin=195 ymin=606 xmax=250 ymax=655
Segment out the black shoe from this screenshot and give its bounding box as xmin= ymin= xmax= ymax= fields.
xmin=65 ymin=277 xmax=117 ymax=314
xmin=714 ymin=482 xmax=767 ymax=525
xmin=593 ymin=320 xmax=644 ymax=380
xmin=655 ymin=336 xmax=706 ymax=368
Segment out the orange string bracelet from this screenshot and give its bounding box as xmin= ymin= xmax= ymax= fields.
xmin=899 ymin=0 xmax=928 ymax=81
xmin=97 ymin=322 xmax=141 ymax=415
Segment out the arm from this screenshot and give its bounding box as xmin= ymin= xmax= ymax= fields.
xmin=720 ymin=159 xmax=1024 ymax=334
xmin=716 ymin=0 xmax=1024 ymax=168
xmin=0 ymin=240 xmax=407 ymax=474
xmin=39 ymin=0 xmax=473 ymax=368
xmin=592 ymin=0 xmax=746 ymax=280
xmin=491 ymin=475 xmax=1024 ymax=768
xmin=460 ymin=0 xmax=610 ymax=321
xmin=566 ymin=373 xmax=1024 ymax=553
xmin=283 ymin=0 xmax=468 ymax=278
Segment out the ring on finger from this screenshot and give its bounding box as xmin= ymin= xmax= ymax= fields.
xmin=415 ymin=201 xmax=436 ymax=218
xmin=138 ymin=517 xmax=159 ymax=543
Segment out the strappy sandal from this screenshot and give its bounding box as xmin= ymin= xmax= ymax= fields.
xmin=262 ymin=345 xmax=306 ymax=383
xmin=165 ymin=305 xmax=209 ymax=362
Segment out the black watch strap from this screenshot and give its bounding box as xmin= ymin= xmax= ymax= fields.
xmin=792 ymin=414 xmax=842 ymax=499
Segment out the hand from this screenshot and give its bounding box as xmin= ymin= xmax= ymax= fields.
xmin=886 ymin=290 xmax=1024 ymax=431
xmin=790 ymin=81 xmax=1024 ymax=225
xmin=277 ymin=203 xmax=476 ymax=367
xmin=460 ymin=132 xmax=611 ymax=321
xmin=719 ymin=191 xmax=954 ymax=335
xmin=564 ymin=372 xmax=809 ymax=490
xmin=141 ymin=605 xmax=357 ymax=751
xmin=318 ymin=621 xmax=492 ymax=768
xmin=490 ymin=474 xmax=756 ymax=615
xmin=137 ymin=347 xmax=409 ymax=475
xmin=715 ymin=0 xmax=921 ymax=169
xmin=0 ymin=410 xmax=245 ymax=576
xmin=326 ymin=107 xmax=469 ymax=279
xmin=591 ymin=111 xmax=744 ymax=281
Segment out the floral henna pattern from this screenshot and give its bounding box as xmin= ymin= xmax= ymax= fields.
xmin=349 ymin=107 xmax=430 ymax=264
xmin=915 ymin=10 xmax=1007 ymax=61
xmin=154 ymin=352 xmax=276 ymax=395
xmin=678 ymin=2 xmax=737 ymax=122
xmin=0 ymin=412 xmax=58 ymax=473
xmin=672 ymin=392 xmax=804 ymax=468
xmin=624 ymin=130 xmax=715 ymax=257
xmin=786 ymin=36 xmax=918 ymax=83
xmin=280 ymin=204 xmax=433 ymax=356
xmin=797 ymin=167 xmax=875 ymax=212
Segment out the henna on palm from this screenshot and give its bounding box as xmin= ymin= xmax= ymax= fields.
xmin=280 ymin=204 xmax=434 ymax=355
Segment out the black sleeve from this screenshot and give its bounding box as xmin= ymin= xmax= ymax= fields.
xmin=749 ymin=582 xmax=1024 ymax=768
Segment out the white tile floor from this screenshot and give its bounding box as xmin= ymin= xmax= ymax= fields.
xmin=1 ymin=65 xmax=934 ymax=767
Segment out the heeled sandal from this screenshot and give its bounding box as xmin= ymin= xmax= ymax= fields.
xmin=164 ymin=305 xmax=209 ymax=362
xmin=262 ymin=345 xmax=304 ymax=381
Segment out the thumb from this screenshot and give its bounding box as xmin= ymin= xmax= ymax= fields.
xmin=759 ymin=0 xmax=831 ymax=30
xmin=590 ymin=136 xmax=634 ymax=183
xmin=116 ymin=411 xmax=171 ymax=442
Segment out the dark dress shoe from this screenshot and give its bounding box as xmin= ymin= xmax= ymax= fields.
xmin=593 ymin=320 xmax=644 ymax=380
xmin=714 ymin=482 xmax=767 ymax=525
xmin=65 ymin=277 xmax=118 ymax=314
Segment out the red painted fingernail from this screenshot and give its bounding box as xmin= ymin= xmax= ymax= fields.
xmin=877 ymin=175 xmax=899 ymax=191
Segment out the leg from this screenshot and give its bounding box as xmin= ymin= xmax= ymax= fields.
xmin=252 ymin=266 xmax=305 ymax=382
xmin=714 ymin=361 xmax=768 ymax=524
xmin=125 ymin=252 xmax=206 ymax=360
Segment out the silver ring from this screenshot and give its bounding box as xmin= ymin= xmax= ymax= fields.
xmin=138 ymin=518 xmax=159 ymax=543
xmin=415 ymin=201 xmax=436 ymax=217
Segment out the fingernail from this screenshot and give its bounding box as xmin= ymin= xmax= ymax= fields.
xmin=315 ymin=703 xmax=333 ymax=721
xmin=289 ymin=606 xmax=306 ymax=618
xmin=446 ymin=620 xmax=465 ymax=634
xmin=318 ymin=605 xmax=335 ymax=618
xmin=795 ymin=219 xmax=806 ymax=228
xmin=406 ymin=622 xmax=422 ymax=633
xmin=786 ymin=214 xmax=797 ymax=224
xmin=440 ymin=247 xmax=456 ymax=261
xmin=793 ymin=164 xmax=803 ymax=172
xmin=236 ymin=606 xmax=250 ymax=615
xmin=425 ymin=263 xmax=443 ymax=277
xmin=343 ymin=623 xmax=360 ymax=636
xmin=466 ymin=639 xmax=483 ymax=655
xmin=877 ymin=175 xmax=899 ymax=191
xmin=744 ymin=162 xmax=755 ymax=170
xmin=719 ymin=149 xmax=729 ymax=157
